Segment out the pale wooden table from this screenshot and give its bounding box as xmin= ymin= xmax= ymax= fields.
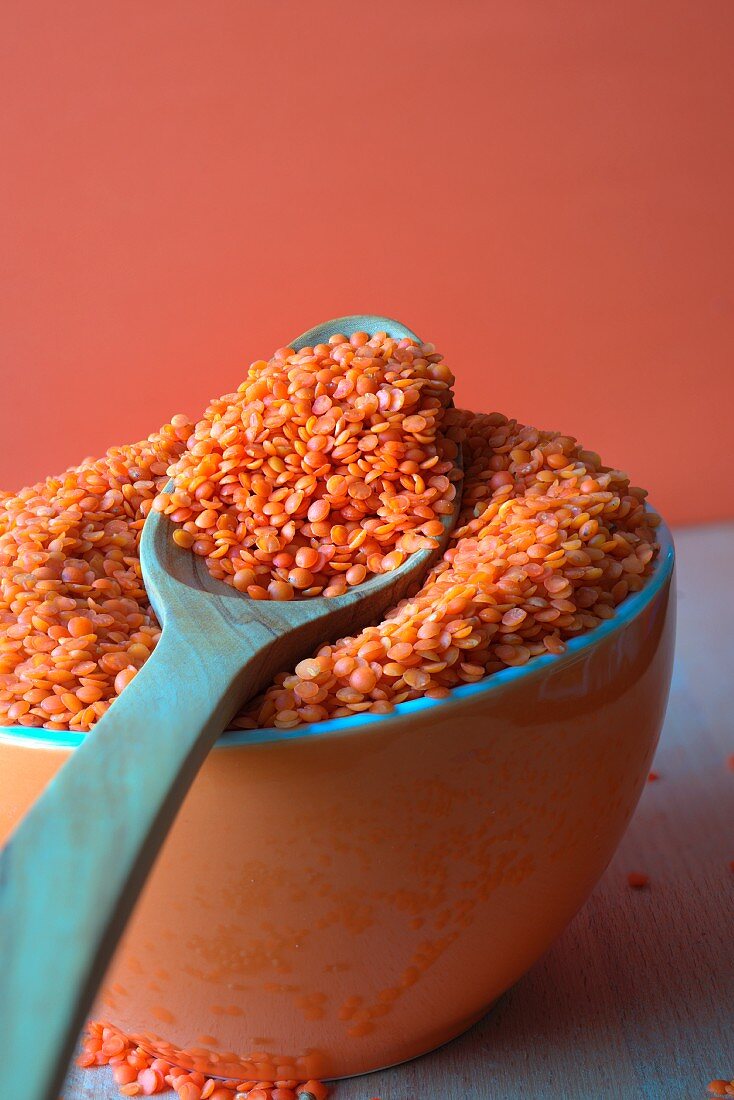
xmin=65 ymin=524 xmax=734 ymax=1100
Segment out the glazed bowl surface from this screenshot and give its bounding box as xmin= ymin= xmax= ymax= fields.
xmin=0 ymin=524 xmax=675 ymax=1080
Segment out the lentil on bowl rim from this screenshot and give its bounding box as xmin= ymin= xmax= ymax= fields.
xmin=0 ymin=517 xmax=673 ymax=753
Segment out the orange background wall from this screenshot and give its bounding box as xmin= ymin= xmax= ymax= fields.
xmin=2 ymin=1 xmax=733 ymax=525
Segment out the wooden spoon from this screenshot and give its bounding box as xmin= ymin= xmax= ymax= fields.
xmin=0 ymin=316 xmax=461 ymax=1100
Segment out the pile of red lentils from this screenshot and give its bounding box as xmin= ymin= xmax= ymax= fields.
xmin=153 ymin=333 xmax=458 ymax=600
xmin=238 ymin=408 xmax=659 ymax=730
xmin=0 ymin=418 xmax=194 ymax=732
xmin=76 ymin=1022 xmax=326 ymax=1099
xmin=1 ymin=334 xmax=660 ymax=1100
xmin=0 ymin=336 xmax=660 ymax=735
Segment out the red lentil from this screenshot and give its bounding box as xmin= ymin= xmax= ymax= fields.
xmin=139 ymin=1066 xmax=166 ymax=1094
xmin=114 ymin=1065 xmax=140 ymax=1086
xmin=627 ymin=872 xmax=650 ymax=888
xmin=181 ymin=1088 xmax=204 ymax=1100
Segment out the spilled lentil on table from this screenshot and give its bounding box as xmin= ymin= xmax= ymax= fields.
xmin=77 ymin=1020 xmax=326 ymax=1098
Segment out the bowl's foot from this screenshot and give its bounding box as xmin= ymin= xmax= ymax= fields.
xmin=329 ymin=996 xmax=500 ymax=1081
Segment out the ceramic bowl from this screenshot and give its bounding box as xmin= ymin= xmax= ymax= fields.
xmin=0 ymin=524 xmax=675 ymax=1080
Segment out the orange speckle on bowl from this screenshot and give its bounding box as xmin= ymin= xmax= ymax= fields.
xmin=151 ymin=1005 xmax=175 ymax=1023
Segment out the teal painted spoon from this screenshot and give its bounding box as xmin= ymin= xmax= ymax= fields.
xmin=0 ymin=316 xmax=461 ymax=1100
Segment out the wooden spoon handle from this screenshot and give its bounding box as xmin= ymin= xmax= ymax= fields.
xmin=0 ymin=625 xmax=258 ymax=1100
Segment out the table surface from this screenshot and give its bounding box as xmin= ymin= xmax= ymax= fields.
xmin=64 ymin=523 xmax=734 ymax=1100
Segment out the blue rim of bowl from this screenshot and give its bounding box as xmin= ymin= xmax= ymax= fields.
xmin=0 ymin=518 xmax=674 ymax=752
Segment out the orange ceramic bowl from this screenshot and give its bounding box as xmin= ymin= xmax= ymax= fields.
xmin=0 ymin=524 xmax=675 ymax=1081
